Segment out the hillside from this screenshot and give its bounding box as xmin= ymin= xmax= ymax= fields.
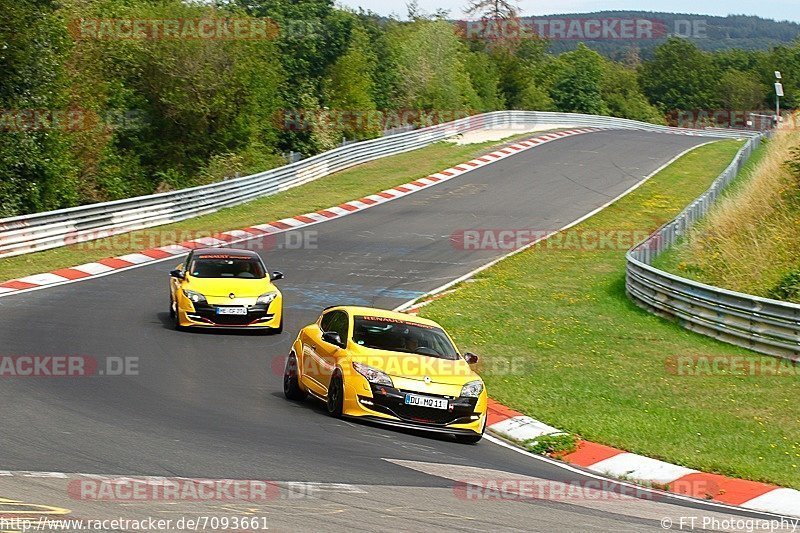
xmin=539 ymin=11 xmax=800 ymax=59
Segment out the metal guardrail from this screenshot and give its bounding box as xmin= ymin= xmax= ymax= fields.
xmin=626 ymin=134 xmax=800 ymax=361
xmin=0 ymin=111 xmax=754 ymax=258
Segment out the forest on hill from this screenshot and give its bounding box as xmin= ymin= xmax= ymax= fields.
xmin=1 ymin=0 xmax=798 ymax=216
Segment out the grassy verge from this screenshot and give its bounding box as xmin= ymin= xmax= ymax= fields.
xmin=654 ymin=130 xmax=800 ymax=302
xmin=419 ymin=140 xmax=800 ymax=489
xmin=0 ymin=133 xmax=539 ymax=282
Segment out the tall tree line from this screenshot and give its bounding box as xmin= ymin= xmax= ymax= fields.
xmin=0 ymin=0 xmax=796 ymax=217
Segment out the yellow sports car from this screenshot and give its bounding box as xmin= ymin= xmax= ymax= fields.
xmin=169 ymin=248 xmax=284 ymax=332
xmin=284 ymin=306 xmax=487 ymax=443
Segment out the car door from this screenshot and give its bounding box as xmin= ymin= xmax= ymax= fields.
xmin=319 ymin=310 xmax=349 ymax=392
xmin=300 ymin=310 xmax=338 ymax=395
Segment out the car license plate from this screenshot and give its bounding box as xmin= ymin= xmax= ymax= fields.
xmin=404 ymin=394 xmax=448 ymax=410
xmin=216 ymin=307 xmax=247 ymax=315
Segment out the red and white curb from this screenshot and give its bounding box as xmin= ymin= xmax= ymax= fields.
xmin=484 ymin=400 xmax=800 ymax=517
xmin=0 ymin=129 xmax=598 ymax=297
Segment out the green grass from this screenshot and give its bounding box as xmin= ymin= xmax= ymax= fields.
xmin=419 ymin=140 xmax=800 ymax=489
xmin=0 ymin=134 xmax=537 ymax=282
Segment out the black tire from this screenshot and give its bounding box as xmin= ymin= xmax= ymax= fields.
xmin=169 ymin=297 xmax=176 ymax=318
xmin=283 ymin=353 xmax=307 ymax=401
xmin=274 ymin=316 xmax=283 ymax=335
xmin=326 ymin=373 xmax=344 ymax=418
xmin=455 ymin=432 xmax=483 ymax=444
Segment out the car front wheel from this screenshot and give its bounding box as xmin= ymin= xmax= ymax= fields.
xmin=283 ymin=353 xmax=307 ymax=401
xmin=326 ymin=373 xmax=344 ymax=418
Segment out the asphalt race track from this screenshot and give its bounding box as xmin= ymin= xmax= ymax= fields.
xmin=0 ymin=130 xmax=784 ymax=531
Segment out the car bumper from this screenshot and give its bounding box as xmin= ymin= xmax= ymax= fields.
xmin=349 ymin=415 xmax=483 ymax=436
xmin=342 ymin=379 xmax=486 ymax=435
xmin=178 ymin=305 xmax=281 ymax=329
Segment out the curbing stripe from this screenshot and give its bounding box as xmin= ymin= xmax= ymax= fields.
xmin=116 ymin=253 xmax=157 ymax=265
xmin=97 ymin=258 xmax=134 ymax=269
xmin=587 ymin=453 xmax=698 ymax=485
xmin=140 ymin=249 xmax=173 ymax=260
xmin=741 ymin=489 xmax=800 ymax=515
xmin=1 ymin=279 xmax=38 ymax=290
xmin=489 ymin=416 xmax=563 ymax=441
xmin=51 ymin=268 xmax=91 ymax=280
xmin=669 ymin=472 xmax=777 ymax=505
xmin=71 ymin=263 xmax=114 ymax=275
xmin=562 ymin=441 xmax=626 ymax=467
xmin=17 ymin=273 xmax=70 ymax=285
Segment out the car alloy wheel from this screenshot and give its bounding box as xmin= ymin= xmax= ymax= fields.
xmin=326 ymin=373 xmax=344 ymax=418
xmin=283 ymin=353 xmax=307 ymax=401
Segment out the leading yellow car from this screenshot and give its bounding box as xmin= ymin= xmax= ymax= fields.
xmin=283 ymin=306 xmax=487 ymax=443
xmin=169 ymin=248 xmax=284 ymax=332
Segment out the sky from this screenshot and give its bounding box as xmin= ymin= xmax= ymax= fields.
xmin=335 ymin=0 xmax=800 ymax=23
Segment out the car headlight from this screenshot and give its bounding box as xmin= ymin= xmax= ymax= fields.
xmin=352 ymin=362 xmax=393 ymax=387
xmin=257 ymin=291 xmax=279 ymax=305
xmin=460 ymin=380 xmax=484 ymax=398
xmin=183 ymin=290 xmax=206 ymax=304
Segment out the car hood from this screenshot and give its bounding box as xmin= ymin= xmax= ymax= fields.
xmin=185 ymin=277 xmax=277 ymax=298
xmin=350 ymin=347 xmax=478 ymax=386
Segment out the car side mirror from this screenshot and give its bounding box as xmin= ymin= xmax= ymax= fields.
xmin=464 ymin=352 xmax=479 ymax=365
xmin=322 ymin=331 xmax=344 ymax=348
xmin=271 ymin=271 xmax=284 ymax=281
xmin=170 ymin=269 xmax=185 ymax=279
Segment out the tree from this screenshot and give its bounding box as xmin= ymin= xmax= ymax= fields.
xmin=602 ymin=62 xmax=664 ymax=123
xmin=639 ymin=38 xmax=720 ymax=113
xmin=486 ymin=47 xmax=528 ymax=108
xmin=388 ymin=20 xmax=480 ymax=114
xmin=324 ymin=26 xmax=379 ymax=140
xmin=464 ymin=51 xmax=503 ymax=111
xmin=464 ymin=0 xmax=518 ymax=19
xmin=717 ymin=70 xmax=768 ymax=110
xmin=551 ymin=44 xmax=608 ymax=115
xmin=0 ymin=0 xmax=78 ymax=216
xmin=518 ymin=80 xmax=555 ymax=111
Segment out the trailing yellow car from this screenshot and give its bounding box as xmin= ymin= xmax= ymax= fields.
xmin=169 ymin=248 xmax=284 ymax=332
xmin=284 ymin=306 xmax=487 ymax=443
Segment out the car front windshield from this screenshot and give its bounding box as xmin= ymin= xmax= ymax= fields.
xmin=190 ymin=254 xmax=266 ymax=279
xmin=352 ymin=316 xmax=459 ymax=360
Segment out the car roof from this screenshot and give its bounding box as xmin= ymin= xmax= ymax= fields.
xmin=325 ymin=306 xmax=443 ymax=328
xmin=190 ymin=247 xmax=261 ymax=258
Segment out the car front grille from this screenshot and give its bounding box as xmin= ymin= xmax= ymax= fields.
xmin=190 ymin=302 xmax=272 ymax=326
xmin=362 ymin=385 xmax=478 ymax=426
